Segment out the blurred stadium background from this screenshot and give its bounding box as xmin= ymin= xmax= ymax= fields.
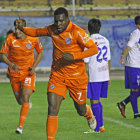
xmin=0 ymin=0 xmax=140 ymax=81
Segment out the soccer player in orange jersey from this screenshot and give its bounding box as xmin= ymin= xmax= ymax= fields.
xmin=0 ymin=19 xmax=43 ymax=134
xmin=16 ymin=7 xmax=98 ymax=140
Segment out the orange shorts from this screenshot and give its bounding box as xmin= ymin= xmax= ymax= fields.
xmin=10 ymin=73 xmax=36 ymax=97
xmin=47 ymin=75 xmax=88 ymax=104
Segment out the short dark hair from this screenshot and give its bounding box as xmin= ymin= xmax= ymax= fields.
xmin=88 ymin=18 xmax=101 ymax=34
xmin=14 ymin=19 xmax=26 ymax=27
xmin=7 ymin=29 xmax=13 ymax=35
xmin=54 ymin=7 xmax=68 ymax=17
xmin=135 ymin=16 xmax=140 ymax=25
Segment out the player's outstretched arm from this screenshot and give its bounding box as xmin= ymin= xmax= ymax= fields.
xmin=16 ymin=19 xmax=49 ymax=37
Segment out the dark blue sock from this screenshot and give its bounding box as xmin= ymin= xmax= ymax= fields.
xmin=91 ymin=103 xmax=100 ymax=132
xmin=123 ymin=96 xmax=130 ymax=105
xmin=130 ymin=91 xmax=139 ymax=114
xmin=99 ymin=101 xmax=103 ymax=127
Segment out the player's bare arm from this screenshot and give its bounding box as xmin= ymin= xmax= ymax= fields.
xmin=120 ymin=46 xmax=131 ymax=65
xmin=0 ymin=53 xmax=19 ymax=72
xmin=29 ymin=51 xmax=43 ymax=76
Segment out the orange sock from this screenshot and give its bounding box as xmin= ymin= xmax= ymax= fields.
xmin=46 ymin=115 xmax=58 ymax=140
xmin=84 ymin=104 xmax=93 ymax=122
xmin=18 ymin=102 xmax=30 ymax=128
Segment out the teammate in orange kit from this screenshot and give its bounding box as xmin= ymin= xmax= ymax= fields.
xmin=0 ymin=19 xmax=43 ymax=134
xmin=16 ymin=7 xmax=98 ymax=140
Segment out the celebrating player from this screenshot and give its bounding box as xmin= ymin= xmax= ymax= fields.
xmin=16 ymin=7 xmax=98 ymax=140
xmin=0 ymin=18 xmax=43 ymax=134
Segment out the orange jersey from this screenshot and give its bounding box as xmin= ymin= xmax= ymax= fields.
xmin=23 ymin=21 xmax=98 ymax=79
xmin=0 ymin=33 xmax=43 ymax=77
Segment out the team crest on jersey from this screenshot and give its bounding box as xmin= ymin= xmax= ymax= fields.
xmin=50 ymin=84 xmax=55 ymax=89
xmin=65 ymin=38 xmax=71 ymax=44
xmin=26 ymin=44 xmax=31 ymax=49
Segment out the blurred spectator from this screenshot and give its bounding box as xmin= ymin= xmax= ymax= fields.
xmin=80 ymin=0 xmax=94 ymax=6
xmin=65 ymin=0 xmax=71 ymax=6
xmin=88 ymin=0 xmax=94 ymax=4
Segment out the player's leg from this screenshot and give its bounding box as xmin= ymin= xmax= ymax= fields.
xmin=117 ymin=96 xmax=130 ymax=118
xmin=98 ymin=81 xmax=108 ymax=132
xmin=130 ymin=89 xmax=140 ymax=118
xmin=87 ymin=82 xmax=101 ymax=133
xmin=90 ymin=99 xmax=100 ymax=132
xmin=125 ymin=66 xmax=140 ymax=118
xmin=16 ymin=74 xmax=35 ymax=134
xmin=69 ymin=86 xmax=96 ymax=130
xmin=47 ymin=92 xmax=63 ymax=140
xmin=68 ymin=78 xmax=96 ymax=131
xmin=47 ymin=75 xmax=67 ymax=140
xmin=73 ymin=101 xmax=96 ymax=131
xmin=10 ymin=77 xmax=23 ymax=105
xmin=98 ymin=101 xmax=105 ymax=132
xmin=88 ymin=82 xmax=108 ymax=133
xmin=16 ymin=88 xmax=32 ymax=134
xmin=134 ymin=90 xmax=140 ymax=118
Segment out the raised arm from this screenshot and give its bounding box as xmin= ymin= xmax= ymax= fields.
xmin=16 ymin=19 xmax=50 ymax=37
xmin=23 ymin=27 xmax=49 ymax=37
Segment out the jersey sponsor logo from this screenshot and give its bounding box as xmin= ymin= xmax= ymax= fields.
xmin=26 ymin=44 xmax=31 ymax=49
xmin=50 ymin=84 xmax=55 ymax=89
xmin=12 ymin=40 xmax=20 ymax=47
xmin=13 ymin=45 xmax=20 ymax=47
xmin=65 ymin=38 xmax=71 ymax=44
xmin=98 ymin=64 xmax=108 ymax=72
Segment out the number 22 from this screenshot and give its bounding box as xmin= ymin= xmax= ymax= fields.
xmin=96 ymin=45 xmax=107 ymax=63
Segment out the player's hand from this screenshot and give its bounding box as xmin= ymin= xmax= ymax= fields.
xmin=120 ymin=56 xmax=125 ymax=65
xmin=29 ymin=66 xmax=35 ymax=76
xmin=61 ymin=52 xmax=74 ymax=61
xmin=11 ymin=63 xmax=20 ymax=72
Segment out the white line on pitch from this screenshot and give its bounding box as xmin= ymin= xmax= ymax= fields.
xmin=104 ymin=117 xmax=140 ymax=130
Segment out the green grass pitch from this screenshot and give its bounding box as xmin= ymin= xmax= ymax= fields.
xmin=0 ymin=80 xmax=140 ymax=140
